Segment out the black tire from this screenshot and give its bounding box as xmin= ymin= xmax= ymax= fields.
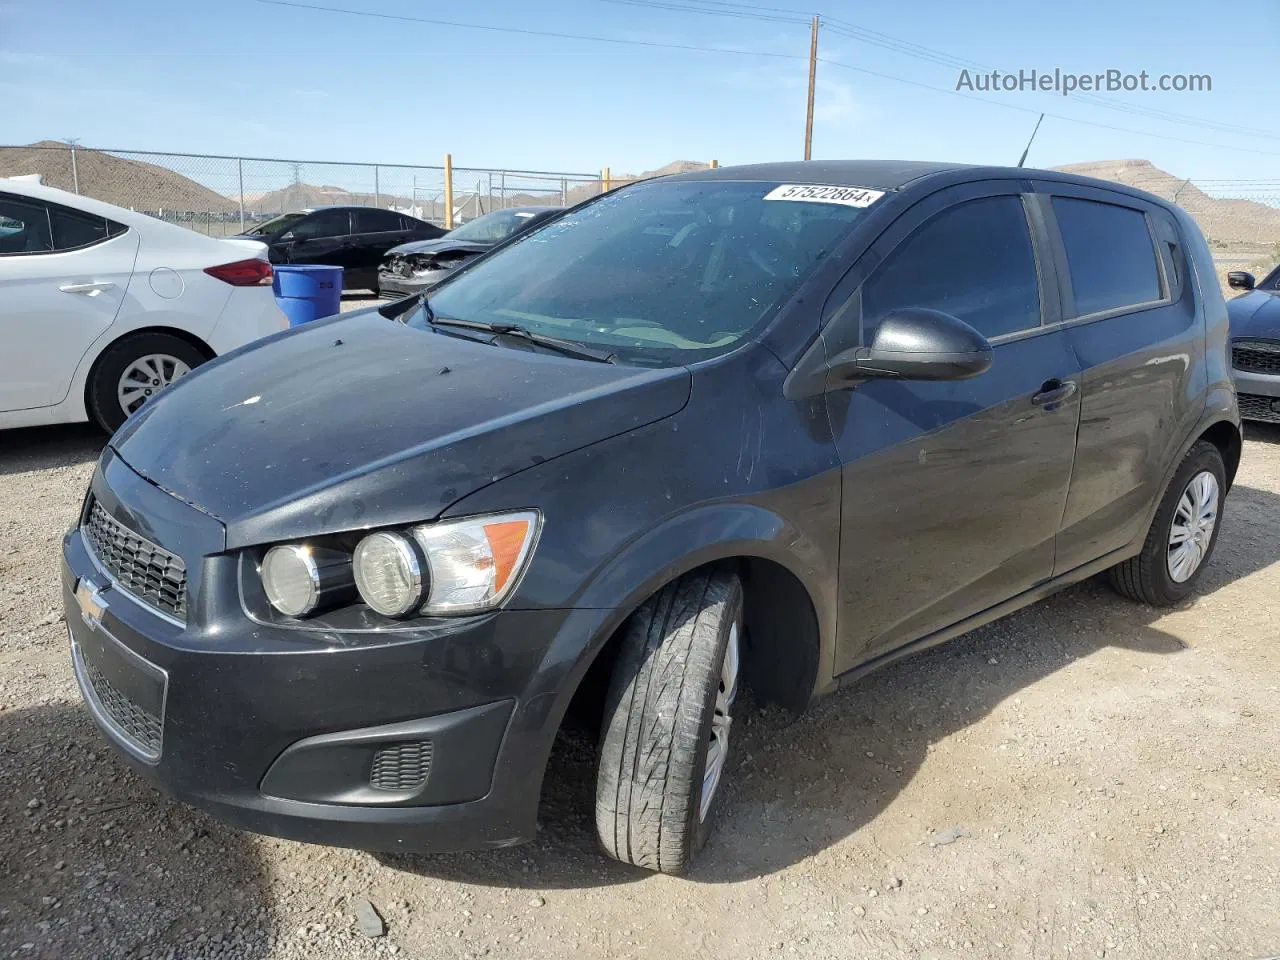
xmin=87 ymin=332 xmax=208 ymax=434
xmin=1108 ymin=440 xmax=1227 ymax=606
xmin=595 ymin=569 xmax=744 ymax=875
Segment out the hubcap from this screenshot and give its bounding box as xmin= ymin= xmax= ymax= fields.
xmin=1167 ymin=470 xmax=1220 ymax=583
xmin=699 ymin=620 xmax=740 ymax=823
xmin=117 ymin=354 xmax=191 ymax=416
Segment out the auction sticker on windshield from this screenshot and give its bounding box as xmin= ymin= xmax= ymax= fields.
xmin=764 ymin=184 xmax=885 ymax=207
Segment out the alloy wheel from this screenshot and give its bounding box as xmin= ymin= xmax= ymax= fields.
xmin=699 ymin=620 xmax=740 ymax=822
xmin=117 ymin=354 xmax=192 ymax=417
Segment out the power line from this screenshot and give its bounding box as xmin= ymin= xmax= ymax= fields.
xmin=593 ymin=0 xmax=1280 ymax=143
xmin=258 ymin=0 xmax=1280 ymax=158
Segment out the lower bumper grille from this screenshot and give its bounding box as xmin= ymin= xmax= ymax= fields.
xmin=1239 ymin=393 xmax=1280 ymax=423
xmin=81 ymin=657 xmax=164 ymax=760
xmin=370 ymin=741 xmax=433 ymax=792
xmin=82 ymin=499 xmax=187 ymax=622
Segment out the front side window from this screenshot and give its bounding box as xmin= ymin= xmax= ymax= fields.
xmin=0 ymin=195 xmax=53 ymax=254
xmin=862 ymin=196 xmax=1042 ymax=341
xmin=291 ymin=210 xmax=350 ymax=240
xmin=246 ymin=212 xmax=305 ymax=237
xmin=1052 ymin=197 xmax=1162 ymax=316
xmin=417 ymin=179 xmax=878 ymax=364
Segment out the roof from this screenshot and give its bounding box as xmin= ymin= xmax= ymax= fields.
xmin=663 ymin=159 xmax=1179 ymax=210
xmin=665 ymin=160 xmax=971 ymax=190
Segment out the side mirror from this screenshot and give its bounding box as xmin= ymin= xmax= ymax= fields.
xmin=829 ymin=307 xmax=993 ymax=383
xmin=1227 ymin=271 xmax=1255 ymax=291
xmin=279 ymin=231 xmax=295 ymax=242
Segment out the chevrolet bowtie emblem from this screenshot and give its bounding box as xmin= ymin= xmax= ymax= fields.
xmin=75 ymin=578 xmax=109 ymax=627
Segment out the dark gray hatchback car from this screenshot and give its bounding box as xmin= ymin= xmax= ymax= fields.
xmin=62 ymin=161 xmax=1240 ymax=875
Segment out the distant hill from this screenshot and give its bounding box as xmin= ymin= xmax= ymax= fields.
xmin=0 ymin=140 xmax=237 ymax=213
xmin=1053 ymin=159 xmax=1280 ymax=249
xmin=245 ymin=182 xmax=411 ymax=215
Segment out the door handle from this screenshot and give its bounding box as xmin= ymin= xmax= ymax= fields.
xmin=1032 ymin=378 xmax=1078 ymax=407
xmin=59 ymin=281 xmax=115 ymax=295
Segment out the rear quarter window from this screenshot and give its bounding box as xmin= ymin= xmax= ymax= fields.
xmin=1052 ymin=197 xmax=1162 ymax=317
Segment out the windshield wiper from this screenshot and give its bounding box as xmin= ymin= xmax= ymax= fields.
xmin=428 ymin=315 xmax=616 ymax=364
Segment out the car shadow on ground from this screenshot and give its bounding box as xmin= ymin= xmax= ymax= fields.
xmin=381 ymin=479 xmax=1280 ymax=889
xmin=1245 ymin=422 xmax=1280 ymax=445
xmin=0 ymin=704 xmax=281 ymax=958
xmin=0 ymin=424 xmax=104 ymax=477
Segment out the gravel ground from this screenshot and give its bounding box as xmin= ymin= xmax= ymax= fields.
xmin=1 ymin=420 xmax=1277 ymax=960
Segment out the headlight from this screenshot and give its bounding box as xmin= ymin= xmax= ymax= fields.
xmin=348 ymin=511 xmax=540 ymax=618
xmin=261 ymin=544 xmax=354 ymax=617
xmin=413 ymin=511 xmax=540 ymax=614
xmin=352 ymin=531 xmax=425 ymax=618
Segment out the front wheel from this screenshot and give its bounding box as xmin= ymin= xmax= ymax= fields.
xmin=595 ymin=569 xmax=744 ymax=875
xmin=1108 ymin=440 xmax=1227 ymax=605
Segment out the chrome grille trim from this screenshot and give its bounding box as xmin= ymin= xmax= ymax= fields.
xmin=82 ymin=499 xmax=187 ymax=623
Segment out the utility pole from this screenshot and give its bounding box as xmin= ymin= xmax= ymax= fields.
xmin=803 ymin=17 xmax=819 ymax=161
xmin=63 ymin=138 xmax=81 ymax=194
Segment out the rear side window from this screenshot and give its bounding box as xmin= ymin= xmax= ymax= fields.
xmin=355 ymin=208 xmax=404 ymax=233
xmin=862 ymin=196 xmax=1042 ymax=340
xmin=0 ymin=195 xmax=53 ymax=254
xmin=1052 ymin=197 xmax=1162 ymax=316
xmin=48 ymin=205 xmax=118 ymax=251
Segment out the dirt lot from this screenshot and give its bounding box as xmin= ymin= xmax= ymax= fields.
xmin=1 ymin=420 xmax=1277 ymax=960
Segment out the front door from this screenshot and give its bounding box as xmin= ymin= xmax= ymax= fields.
xmin=826 ymin=183 xmax=1082 ymax=674
xmin=281 ymin=208 xmax=353 ymax=275
xmin=0 ymin=192 xmax=139 ymax=412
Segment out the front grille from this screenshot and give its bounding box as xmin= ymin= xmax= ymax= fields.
xmin=1239 ymin=393 xmax=1280 ymax=423
xmin=83 ymin=659 xmax=163 ymax=759
xmin=1232 ymin=339 xmax=1280 ymax=376
xmin=370 ymin=741 xmax=433 ymax=792
xmin=82 ymin=500 xmax=187 ymax=622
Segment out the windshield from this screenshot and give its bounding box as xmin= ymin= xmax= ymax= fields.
xmin=244 ymin=212 xmax=305 ymax=236
xmin=415 ymin=180 xmax=878 ymax=364
xmin=447 ymin=209 xmax=546 ymax=244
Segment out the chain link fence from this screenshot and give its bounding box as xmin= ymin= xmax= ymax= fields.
xmin=0 ymin=143 xmax=606 ymax=237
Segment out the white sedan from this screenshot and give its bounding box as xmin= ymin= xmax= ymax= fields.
xmin=0 ymin=178 xmax=287 ymax=433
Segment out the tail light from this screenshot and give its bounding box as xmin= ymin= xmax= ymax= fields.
xmin=204 ymin=258 xmax=273 ymax=287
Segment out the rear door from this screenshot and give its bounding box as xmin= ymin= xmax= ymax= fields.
xmin=352 ymin=208 xmax=415 ymax=287
xmin=1031 ymin=184 xmax=1202 ymax=572
xmin=0 ymin=192 xmax=139 ymax=412
xmin=826 ymin=180 xmax=1083 ymax=673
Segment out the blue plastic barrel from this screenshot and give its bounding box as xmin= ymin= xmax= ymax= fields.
xmin=272 ymin=264 xmax=343 ymax=326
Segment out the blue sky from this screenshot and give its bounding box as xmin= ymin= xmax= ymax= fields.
xmin=1 ymin=0 xmax=1276 ymax=181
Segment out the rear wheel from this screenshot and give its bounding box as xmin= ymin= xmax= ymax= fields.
xmin=1108 ymin=441 xmax=1226 ymax=605
xmin=87 ymin=332 xmax=208 ymax=434
xmin=594 ymin=569 xmax=744 ymax=875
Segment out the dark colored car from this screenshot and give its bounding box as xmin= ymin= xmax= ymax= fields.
xmin=1226 ymin=265 xmax=1280 ymax=423
xmin=63 ymin=161 xmax=1240 ymax=875
xmin=234 ymin=206 xmax=445 ymax=292
xmin=378 ymin=206 xmax=563 ymax=298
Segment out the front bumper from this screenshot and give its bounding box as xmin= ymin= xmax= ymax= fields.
xmin=1232 ymin=370 xmax=1280 ymax=423
xmin=61 ymin=452 xmax=607 ymax=853
xmin=377 ymin=269 xmax=451 ymax=298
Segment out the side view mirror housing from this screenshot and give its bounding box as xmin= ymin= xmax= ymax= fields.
xmin=1227 ymin=271 xmax=1255 ymax=291
xmin=827 ymin=307 xmax=993 ymax=383
xmin=280 ymin=231 xmax=298 ymax=243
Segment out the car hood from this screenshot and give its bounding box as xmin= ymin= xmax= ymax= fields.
xmin=1227 ymin=290 xmax=1280 ymax=339
xmin=109 ymin=311 xmax=691 ymax=549
xmin=386 ymin=237 xmax=492 ymax=257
